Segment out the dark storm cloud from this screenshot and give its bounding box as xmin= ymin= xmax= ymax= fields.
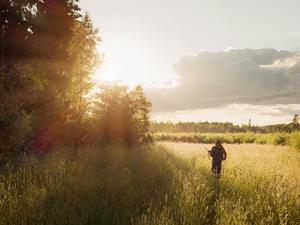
xmin=146 ymin=48 xmax=300 ymax=112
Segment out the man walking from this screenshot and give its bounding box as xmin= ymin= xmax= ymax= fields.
xmin=209 ymin=140 xmax=227 ymax=178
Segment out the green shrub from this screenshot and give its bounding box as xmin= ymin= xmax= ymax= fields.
xmin=272 ymin=133 xmax=289 ymax=145
xmin=243 ymin=133 xmax=256 ymax=143
xmin=289 ymin=132 xmax=300 ymax=150
xmin=153 ymin=132 xmax=300 ymax=151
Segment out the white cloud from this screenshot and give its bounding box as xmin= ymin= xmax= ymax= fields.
xmin=259 ymin=56 xmax=300 ymax=69
xmin=292 ymin=32 xmax=300 ymax=36
xmin=223 ymin=46 xmax=237 ymax=52
xmin=146 ymin=48 xmax=300 ymax=113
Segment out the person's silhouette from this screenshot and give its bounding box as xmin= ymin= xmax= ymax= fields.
xmin=209 ymin=140 xmax=227 ymax=178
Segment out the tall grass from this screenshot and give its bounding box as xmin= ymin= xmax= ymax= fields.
xmin=149 ymin=142 xmax=300 ymax=225
xmin=0 ymin=145 xmax=181 ymax=225
xmin=0 ymin=143 xmax=299 ymax=224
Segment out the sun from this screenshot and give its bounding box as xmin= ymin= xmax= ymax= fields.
xmin=93 ymin=50 xmax=147 ymax=87
xmin=92 ymin=42 xmax=177 ymax=88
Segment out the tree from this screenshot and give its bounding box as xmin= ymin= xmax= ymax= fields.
xmin=293 ymin=114 xmax=299 ymax=125
xmin=130 ymin=85 xmax=152 ymax=142
xmin=290 ymin=114 xmax=300 ymax=132
xmin=65 ymin=14 xmax=100 ymax=119
xmin=0 ymin=0 xmax=100 ymax=153
xmin=59 ymin=14 xmax=100 ymax=149
xmin=1 ymin=0 xmax=43 ymax=152
xmin=92 ymin=83 xmax=151 ymax=146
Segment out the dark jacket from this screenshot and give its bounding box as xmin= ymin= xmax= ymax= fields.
xmin=210 ymin=145 xmax=227 ymax=162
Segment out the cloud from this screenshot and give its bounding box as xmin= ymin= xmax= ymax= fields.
xmin=292 ymin=32 xmax=300 ymax=37
xmin=223 ymin=46 xmax=238 ymax=52
xmin=146 ymin=48 xmax=300 ymax=112
xmin=259 ymin=56 xmax=300 ymax=69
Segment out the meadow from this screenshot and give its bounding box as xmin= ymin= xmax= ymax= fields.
xmin=0 ymin=142 xmax=299 ymax=225
xmin=2 ymin=1 xmax=300 ymax=225
xmin=157 ymin=142 xmax=300 ymax=225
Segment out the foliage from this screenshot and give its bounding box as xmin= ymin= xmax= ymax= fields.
xmin=1 ymin=1 xmax=152 ymax=154
xmin=153 ymin=132 xmax=300 ymax=150
xmin=151 ymin=120 xmax=300 ymax=134
xmin=92 ymin=83 xmax=152 ymax=146
xmin=1 ymin=0 xmax=81 ymax=63
xmin=288 ymin=132 xmax=300 ymax=150
xmin=0 ymin=1 xmax=100 ymax=153
xmin=151 ymin=121 xmax=244 ymax=133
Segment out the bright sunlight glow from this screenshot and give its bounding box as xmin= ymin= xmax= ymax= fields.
xmin=93 ymin=40 xmax=178 ymax=88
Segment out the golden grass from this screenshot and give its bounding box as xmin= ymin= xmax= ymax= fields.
xmin=151 ymin=142 xmax=300 ymax=225
xmin=0 ymin=143 xmax=299 ymax=225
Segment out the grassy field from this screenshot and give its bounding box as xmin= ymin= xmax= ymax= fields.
xmin=0 ymin=143 xmax=299 ymax=225
xmin=158 ymin=142 xmax=300 ymax=225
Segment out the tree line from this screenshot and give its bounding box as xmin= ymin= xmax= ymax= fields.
xmin=151 ymin=115 xmax=300 ymax=133
xmin=0 ymin=0 xmax=151 ymax=155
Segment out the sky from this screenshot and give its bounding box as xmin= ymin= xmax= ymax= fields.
xmin=79 ymin=0 xmax=300 ymax=125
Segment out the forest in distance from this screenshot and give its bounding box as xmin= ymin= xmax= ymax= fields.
xmin=150 ymin=115 xmax=300 ymax=133
xmin=1 ymin=0 xmax=300 ymax=225
xmin=150 ymin=118 xmax=300 ymax=150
